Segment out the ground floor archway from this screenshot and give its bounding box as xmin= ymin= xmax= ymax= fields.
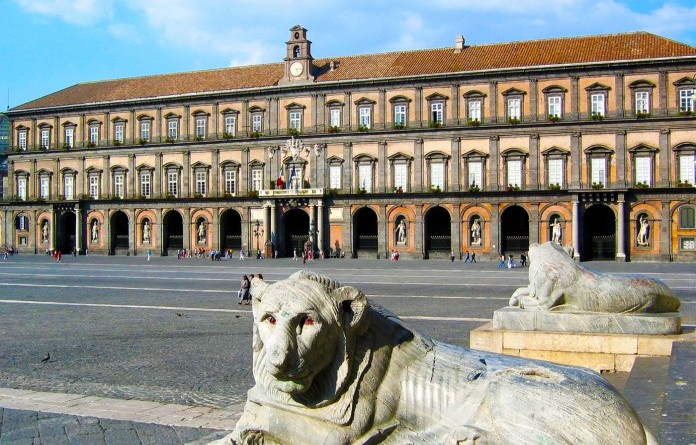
xmin=163 ymin=211 xmax=183 ymax=255
xmin=283 ymin=208 xmax=309 ymax=257
xmin=220 ymin=209 xmax=242 ymax=252
xmin=57 ymin=211 xmax=76 ymax=254
xmin=424 ymin=206 xmax=451 ymax=258
xmin=353 ymin=207 xmax=378 ymax=257
xmin=110 ymin=210 xmax=129 ymax=254
xmin=582 ymin=204 xmax=616 ymax=261
xmin=500 ymin=205 xmax=529 ymax=254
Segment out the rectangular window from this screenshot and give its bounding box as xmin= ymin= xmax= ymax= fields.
xmin=591 ymin=158 xmax=606 ymax=185
xmin=680 ymin=207 xmax=695 ymax=229
xmin=251 ymin=114 xmax=262 ymax=132
xmin=64 ymin=128 xmax=73 ymax=148
xmin=289 ymin=111 xmax=301 ymax=130
xmin=40 ymin=177 xmax=49 ymax=199
xmin=195 ymin=171 xmax=207 ymax=196
xmin=18 ymin=132 xmax=27 ymax=150
xmin=358 ymin=164 xmax=372 ymax=192
xmin=114 ymin=124 xmax=124 ymax=143
xmin=251 ymin=169 xmax=263 ymax=191
xmin=114 ymin=173 xmax=124 ymax=199
xmin=468 ymin=100 xmax=481 ymax=122
xmin=329 ymin=165 xmax=341 ymax=189
xmin=680 ymin=237 xmax=696 ymax=251
xmin=679 ymin=89 xmax=694 ymax=113
xmin=168 ymin=121 xmax=178 ymax=139
xmin=89 ymin=175 xmax=99 ymax=199
xmin=548 ymin=96 xmax=561 ymax=118
xmin=225 ymin=170 xmax=236 ymax=195
xmin=41 ymin=129 xmax=50 ymax=148
xmin=431 ymin=102 xmax=443 ymax=124
xmin=167 ymin=171 xmax=178 ymax=197
xmin=224 ymin=116 xmax=236 ymax=136
xmin=90 ymin=126 xmax=99 ymax=144
xmin=507 ymin=160 xmax=522 ymax=187
xmin=508 ymin=98 xmax=521 ymax=120
xmin=635 ymin=157 xmax=651 ymax=186
xmin=64 ymin=176 xmax=74 ymax=200
xmin=140 ymin=172 xmax=151 ymax=198
xmin=359 ymin=107 xmax=371 ymax=128
xmin=591 ymin=93 xmax=605 ymax=116
xmin=635 ymin=92 xmax=650 ymax=114
xmin=196 ymin=118 xmax=206 ymax=137
xmin=548 ymin=159 xmax=563 ymax=187
xmin=394 ymin=163 xmax=407 ymax=191
xmin=394 ymin=105 xmax=406 ymax=126
xmin=430 ymin=163 xmax=444 ymax=190
xmin=468 ymin=161 xmax=482 ymax=189
xmin=679 ymin=154 xmax=695 ymax=185
xmin=329 ymin=109 xmax=341 ymax=128
xmin=18 ymin=177 xmax=27 ymax=201
xmin=140 ymin=122 xmax=150 ymax=142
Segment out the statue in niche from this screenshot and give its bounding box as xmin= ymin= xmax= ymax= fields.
xmin=142 ymin=221 xmax=151 ymax=243
xmin=396 ymin=219 xmax=407 ymax=244
xmin=198 ymin=221 xmax=206 ymax=243
xmin=91 ymin=220 xmax=99 ymax=243
xmin=211 ymin=270 xmax=659 ymax=445
xmin=550 ymin=217 xmax=562 ymax=244
xmin=509 ymin=242 xmax=680 ymax=313
xmin=42 ymin=221 xmax=49 ymax=242
xmin=637 ymin=215 xmax=650 ymax=246
xmin=470 ymin=218 xmax=481 ymax=245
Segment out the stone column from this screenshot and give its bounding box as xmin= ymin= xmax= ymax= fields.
xmin=309 ymin=204 xmax=316 ymax=247
xmin=660 ymin=201 xmax=671 ymax=261
xmin=415 ymin=87 xmax=423 ymax=127
xmin=571 ymin=132 xmax=582 ymax=189
xmin=530 ymin=203 xmax=540 ymax=244
xmin=50 ymin=208 xmax=56 ymax=252
xmin=212 ymin=149 xmax=220 ymax=197
xmin=451 ymin=137 xmax=461 ymax=192
xmin=490 ymin=204 xmax=500 ymax=256
xmin=659 ymin=129 xmax=671 ymax=187
xmin=183 ymin=151 xmax=190 ymax=198
xmin=489 ymin=81 xmax=498 ymax=123
xmin=212 ymin=207 xmax=220 ymax=251
xmin=75 ymin=208 xmax=82 ymax=254
xmin=572 ymin=199 xmax=580 ymax=260
xmin=615 ymin=130 xmax=627 ymax=188
xmin=378 ymin=141 xmax=387 ymax=193
xmin=155 ymin=152 xmax=163 ymax=198
xmin=342 ymin=204 xmax=352 ymax=257
xmin=183 ymin=207 xmax=191 ymax=251
xmin=615 ymin=73 xmax=625 ymax=118
xmin=529 ymin=134 xmax=540 ymax=189
xmin=570 ymin=76 xmax=579 ymax=120
xmin=157 ymin=208 xmax=164 ymax=255
xmin=270 ymin=202 xmax=277 ymax=252
xmin=342 ymin=142 xmax=352 ymax=193
xmin=317 ymin=200 xmax=324 ymax=255
xmin=529 ymin=79 xmax=538 ymax=121
xmin=489 ymin=136 xmax=500 ymax=191
xmin=616 ymin=195 xmax=626 ymax=262
xmin=414 ymin=139 xmax=424 ymax=192
xmin=415 ymin=204 xmax=424 ymax=258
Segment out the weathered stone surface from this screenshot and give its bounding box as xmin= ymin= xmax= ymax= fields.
xmin=211 ymin=271 xmax=657 ymax=445
xmin=509 ymin=242 xmax=681 ymax=313
xmin=493 ymin=306 xmax=681 ymax=334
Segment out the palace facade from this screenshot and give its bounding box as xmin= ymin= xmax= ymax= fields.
xmin=3 ymin=26 xmax=696 ymax=261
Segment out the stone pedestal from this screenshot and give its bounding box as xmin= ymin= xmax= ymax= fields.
xmin=493 ymin=307 xmax=681 ymax=335
xmin=470 ymin=320 xmax=696 ymax=372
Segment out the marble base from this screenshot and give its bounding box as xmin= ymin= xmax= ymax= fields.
xmin=493 ymin=307 xmax=681 ymax=335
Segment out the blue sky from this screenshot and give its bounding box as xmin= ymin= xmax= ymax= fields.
xmin=2 ymin=0 xmax=696 ymax=110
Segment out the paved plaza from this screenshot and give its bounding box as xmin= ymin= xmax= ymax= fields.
xmin=0 ymin=254 xmax=694 ymax=444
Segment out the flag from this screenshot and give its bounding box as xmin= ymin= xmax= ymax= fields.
xmin=276 ymin=164 xmax=284 ymax=188
xmin=288 ymin=165 xmax=296 ymax=189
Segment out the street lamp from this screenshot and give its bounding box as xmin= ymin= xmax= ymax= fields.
xmin=253 ymin=220 xmax=264 ymax=259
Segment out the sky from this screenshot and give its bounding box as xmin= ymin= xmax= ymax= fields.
xmin=2 ymin=0 xmax=696 ymax=110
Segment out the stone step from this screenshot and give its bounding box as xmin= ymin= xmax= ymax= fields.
xmin=657 ymin=341 xmax=696 ymax=445
xmin=620 ymin=356 xmax=670 ymax=437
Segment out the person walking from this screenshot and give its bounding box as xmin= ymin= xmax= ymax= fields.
xmin=471 ymin=252 xmax=476 ymax=263
xmin=464 ymin=251 xmax=471 ymax=263
xmin=293 ymin=248 xmax=298 ymax=261
xmin=147 ymin=249 xmax=151 ymax=261
xmin=450 ymin=251 xmax=455 ymax=262
xmin=239 ymin=248 xmax=245 ymax=260
xmin=238 ymin=274 xmax=251 ymax=305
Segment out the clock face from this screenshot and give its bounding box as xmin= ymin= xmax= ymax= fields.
xmin=290 ymin=62 xmax=304 ymax=77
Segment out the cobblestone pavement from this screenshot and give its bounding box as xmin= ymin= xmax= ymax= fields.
xmin=0 ymin=255 xmax=693 ymax=444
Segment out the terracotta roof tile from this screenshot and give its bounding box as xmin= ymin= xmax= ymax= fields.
xmin=13 ymin=32 xmax=696 ymax=111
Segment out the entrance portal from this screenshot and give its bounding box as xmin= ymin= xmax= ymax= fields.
xmin=353 ymin=207 xmax=378 ymax=258
xmin=163 ymin=211 xmax=184 ymax=255
xmin=283 ymin=209 xmax=309 ymax=257
xmin=57 ymin=212 xmax=76 ymax=254
xmin=424 ymin=206 xmax=451 ymax=258
xmin=220 ymin=210 xmax=242 ymax=252
xmin=582 ymin=204 xmax=616 ymax=261
xmin=500 ymin=205 xmax=529 ymax=254
xmin=111 ymin=211 xmax=129 ymax=254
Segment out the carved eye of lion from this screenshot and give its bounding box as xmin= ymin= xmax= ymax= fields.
xmin=303 ymin=316 xmax=314 ymax=326
xmin=263 ymin=315 xmax=276 ymax=325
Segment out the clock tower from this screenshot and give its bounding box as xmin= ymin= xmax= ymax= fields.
xmin=281 ymin=25 xmax=314 ymax=84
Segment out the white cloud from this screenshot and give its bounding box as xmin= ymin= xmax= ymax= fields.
xmin=14 ymin=0 xmax=113 ymax=25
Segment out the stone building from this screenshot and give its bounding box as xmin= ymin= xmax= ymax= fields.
xmin=2 ymin=26 xmax=696 ymax=261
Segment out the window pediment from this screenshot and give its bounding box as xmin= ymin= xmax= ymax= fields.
xmin=424 ymin=151 xmax=450 ymax=161
xmin=353 ymin=154 xmax=376 ymax=164
xmin=191 ymin=161 xmax=211 ymax=169
xmin=673 ymin=77 xmax=696 ymax=87
xmin=110 ymin=165 xmax=128 ymax=173
xmin=85 ymin=167 xmax=102 ymax=174
xmin=354 ymin=97 xmax=376 ymax=106
xmin=425 ymin=92 xmax=449 ymax=101
xmin=585 ymin=82 xmax=611 ymax=92
xmin=284 ymin=102 xmax=306 ymax=110
xmin=36 ymin=168 xmax=52 ymax=176
xmin=137 ymin=114 xmax=153 ymax=121
xmin=628 ymin=80 xmax=655 ymax=89
xmin=60 ymin=167 xmax=77 ymax=175
xmin=502 ymin=87 xmax=526 ymax=96
xmin=220 ymin=108 xmax=240 ymax=115
xmin=584 ymin=145 xmax=614 ymax=156
xmin=463 ymin=90 xmax=486 ymax=99
xmin=15 ymin=125 xmax=29 ymax=131
xmin=14 ymin=170 xmax=29 ymax=177
xmin=111 ymin=116 xmax=127 ymax=124
xmin=541 ymin=146 xmax=570 ymax=157
xmin=326 ymin=99 xmax=344 ymax=107
xmin=164 ymin=112 xmax=181 ymax=119
xmin=220 ymin=160 xmax=240 ymax=169
xmin=462 ymin=149 xmax=489 ymax=159
xmin=388 ymin=152 xmax=413 ymax=162
xmin=87 ymin=119 xmax=102 ymax=125
xmin=248 ymin=106 xmax=265 ymax=113
xmin=326 ymin=155 xmax=344 ymax=165
xmin=248 ymin=159 xmax=265 ymax=167
xmin=163 ymin=163 xmax=182 ymax=171
xmin=628 ymin=143 xmax=658 ymax=154
xmin=136 ymin=164 xmax=154 ymax=172
xmin=501 ymin=148 xmax=527 ymax=159
xmin=673 ymin=142 xmax=696 ymax=152
xmin=61 ymin=121 xmax=77 ymax=128
xmin=389 ymin=95 xmax=412 ymax=104
xmin=542 ymin=85 xmax=567 ymax=94
xmin=37 ymin=122 xmax=52 ymax=129
xmin=192 ymin=110 xmax=211 ymax=117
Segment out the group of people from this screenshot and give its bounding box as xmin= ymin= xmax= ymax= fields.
xmin=238 ymin=273 xmax=264 ymax=304
xmin=462 ymin=251 xmax=477 ymax=263
xmin=498 ymin=252 xmax=528 ymax=269
xmin=390 ymin=250 xmax=400 ymax=261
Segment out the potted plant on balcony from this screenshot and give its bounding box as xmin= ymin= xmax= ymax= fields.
xmin=548 ymin=115 xmax=561 ymax=123
xmin=328 ymin=126 xmax=340 ymax=134
xmin=508 ymin=117 xmax=520 ymax=125
xmin=467 ymin=118 xmax=481 ymax=127
xmin=591 ymin=182 xmax=605 ymax=189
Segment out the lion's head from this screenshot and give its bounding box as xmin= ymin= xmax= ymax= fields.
xmin=249 ymin=270 xmax=369 ymax=407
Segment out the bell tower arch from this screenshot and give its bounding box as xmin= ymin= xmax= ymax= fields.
xmin=281 ymin=25 xmax=315 ymax=84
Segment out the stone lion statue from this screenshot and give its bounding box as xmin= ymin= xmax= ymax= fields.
xmin=510 ymin=242 xmax=681 ymax=313
xmin=212 ymin=270 xmax=657 ymax=445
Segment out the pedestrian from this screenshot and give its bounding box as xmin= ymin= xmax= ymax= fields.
xmin=239 ymin=248 xmax=245 ymax=260
xmin=520 ymin=252 xmax=527 ymax=267
xmin=507 ymin=254 xmax=515 ymax=269
xmin=147 ymin=249 xmax=151 ymax=261
xmin=3 ymin=248 xmax=8 ymax=262
xmin=450 ymin=251 xmax=455 ymax=262
xmin=471 ymin=252 xmax=476 ymax=263
xmin=56 ymin=250 xmax=61 ymax=262
xmin=498 ymin=254 xmax=506 ymax=269
xmin=293 ymin=248 xmax=297 ymax=261
xmin=464 ymin=251 xmax=471 ymax=263
xmin=238 ymin=274 xmax=251 ymax=304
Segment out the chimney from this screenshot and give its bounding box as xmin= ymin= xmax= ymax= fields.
xmin=454 ymin=35 xmax=465 ymax=53
xmin=330 ymin=60 xmax=339 ymax=71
